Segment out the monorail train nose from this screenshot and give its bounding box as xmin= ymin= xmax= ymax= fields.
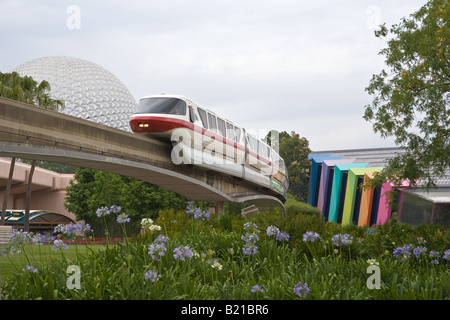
xmin=129 ymin=118 xmax=149 ymax=132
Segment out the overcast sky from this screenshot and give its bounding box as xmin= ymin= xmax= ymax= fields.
xmin=0 ymin=0 xmax=427 ymax=151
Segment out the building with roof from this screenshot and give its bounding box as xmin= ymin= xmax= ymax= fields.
xmin=307 ymin=147 xmax=450 ymax=226
xmin=0 ymin=158 xmax=76 ymax=232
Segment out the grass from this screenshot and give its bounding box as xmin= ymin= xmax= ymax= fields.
xmin=0 ymin=203 xmax=449 ymax=300
xmin=0 ymin=244 xmax=106 ymax=279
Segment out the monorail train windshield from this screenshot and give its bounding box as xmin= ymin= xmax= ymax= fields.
xmin=135 ymin=97 xmax=187 ymax=115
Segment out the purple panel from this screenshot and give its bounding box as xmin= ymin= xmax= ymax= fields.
xmin=317 ymin=159 xmax=355 ymax=218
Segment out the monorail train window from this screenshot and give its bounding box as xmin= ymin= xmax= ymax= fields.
xmin=217 ymin=118 xmax=226 ymax=137
xmin=135 ymin=98 xmax=186 ymax=115
xmin=197 ymin=108 xmax=208 ymax=128
xmin=247 ymin=134 xmax=257 ymax=151
xmin=234 ymin=127 xmax=241 ymax=143
xmin=226 ymin=122 xmax=234 ymax=141
xmin=266 ymin=145 xmax=271 ymax=158
xmin=189 ymin=106 xmax=195 ymax=123
xmin=258 ymin=141 xmax=269 ymax=159
xmin=208 ymin=113 xmax=217 ymax=132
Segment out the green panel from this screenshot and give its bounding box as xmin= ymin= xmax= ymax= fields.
xmin=341 ymin=167 xmax=383 ymax=225
xmin=327 ymin=163 xmax=368 ymax=222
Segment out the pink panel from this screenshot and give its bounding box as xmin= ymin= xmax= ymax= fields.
xmin=377 ymin=180 xmax=410 ymax=225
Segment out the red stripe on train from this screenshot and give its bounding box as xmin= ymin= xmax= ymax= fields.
xmin=130 ymin=116 xmax=271 ymax=165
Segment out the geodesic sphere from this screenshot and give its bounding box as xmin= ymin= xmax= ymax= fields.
xmin=13 ymin=56 xmax=136 ymax=132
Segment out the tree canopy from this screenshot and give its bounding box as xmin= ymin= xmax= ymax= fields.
xmin=267 ymin=130 xmax=311 ymax=201
xmin=0 ymin=71 xmax=64 ymax=111
xmin=364 ymin=0 xmax=449 ymax=189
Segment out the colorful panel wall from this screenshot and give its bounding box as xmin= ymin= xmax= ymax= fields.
xmin=307 ymin=151 xmax=413 ymax=226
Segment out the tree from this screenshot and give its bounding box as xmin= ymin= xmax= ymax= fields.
xmin=0 ymin=72 xmax=64 ymax=229
xmin=267 ymin=131 xmax=311 ymax=201
xmin=65 ymin=168 xmax=188 ymax=234
xmin=364 ymin=0 xmax=449 ymax=190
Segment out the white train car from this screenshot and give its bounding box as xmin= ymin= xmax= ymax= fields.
xmin=129 ymin=94 xmax=289 ymax=200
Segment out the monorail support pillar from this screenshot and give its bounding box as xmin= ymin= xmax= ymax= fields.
xmin=209 ymin=201 xmax=224 ymax=215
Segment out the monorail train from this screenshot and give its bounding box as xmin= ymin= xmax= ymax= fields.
xmin=129 ymin=94 xmax=289 ymax=200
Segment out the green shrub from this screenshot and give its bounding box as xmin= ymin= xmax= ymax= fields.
xmin=285 ymin=195 xmax=321 ymax=216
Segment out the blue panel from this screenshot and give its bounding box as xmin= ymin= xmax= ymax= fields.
xmin=370 ymin=186 xmax=381 ymax=226
xmin=323 ymin=167 xmax=334 ymax=221
xmin=307 ymin=154 xmax=343 ymax=206
xmin=337 ymin=171 xmax=348 ymax=224
xmin=307 ymin=159 xmax=320 ymax=205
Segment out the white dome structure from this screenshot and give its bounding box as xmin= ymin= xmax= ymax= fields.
xmin=13 ymin=56 xmax=136 ymax=131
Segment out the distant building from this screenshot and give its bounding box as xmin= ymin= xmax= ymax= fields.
xmin=0 ymin=158 xmax=76 ymax=231
xmin=307 ymin=147 xmax=450 ymax=226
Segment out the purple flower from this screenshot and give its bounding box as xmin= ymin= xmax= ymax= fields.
xmin=52 ymin=239 xmax=68 ymax=251
xmin=23 ymin=265 xmax=38 ymax=273
xmin=145 ymin=269 xmax=161 ymax=283
xmin=241 ymin=232 xmax=259 ymax=243
xmin=186 ymin=201 xmax=195 ymax=214
xmin=242 ymin=243 xmax=258 ymax=255
xmin=243 ymin=222 xmax=259 ymax=232
xmin=276 ymin=231 xmax=290 ymax=242
xmin=173 ymin=246 xmax=193 ymax=261
xmin=186 ymin=201 xmax=210 ymax=220
xmin=413 ymin=246 xmax=427 ymax=258
xmin=332 ymin=233 xmax=353 ymax=247
xmin=429 ymin=251 xmax=440 ymax=258
xmin=96 ymin=206 xmax=110 ymax=218
xmin=54 ymin=221 xmax=91 ymax=237
xmin=443 ymin=249 xmax=450 ymax=261
xmin=266 ymin=225 xmax=280 ymax=237
xmin=76 ymin=220 xmax=91 ymax=233
xmin=148 ymin=242 xmax=167 ymax=261
xmin=155 ymin=235 xmax=170 ymax=243
xmin=293 ymin=282 xmax=310 ymax=298
xmin=303 ymin=231 xmax=320 ymax=242
xmin=393 ymin=244 xmax=413 ymax=260
xmin=109 ymin=205 xmax=121 ymax=214
xmin=9 ymin=229 xmax=32 ymax=254
xmin=117 ymin=213 xmax=130 ymax=224
xmin=251 ymin=285 xmax=264 ymax=293
xmin=242 ymin=222 xmax=259 ymax=255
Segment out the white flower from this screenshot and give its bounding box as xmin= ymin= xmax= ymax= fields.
xmin=211 ymin=262 xmax=223 ymax=270
xmin=149 ymin=224 xmax=161 ymax=231
xmin=367 ymin=259 xmax=379 ymax=265
xmin=141 ymin=218 xmax=154 ymax=228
